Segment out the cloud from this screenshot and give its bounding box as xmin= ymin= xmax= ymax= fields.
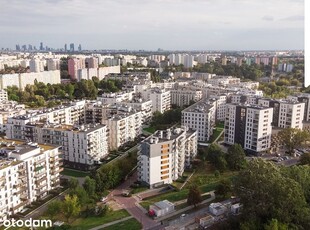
xmin=281 ymin=15 xmax=304 ymax=21
xmin=262 ymin=15 xmax=274 ymax=21
xmin=0 ymin=0 xmax=304 ymax=50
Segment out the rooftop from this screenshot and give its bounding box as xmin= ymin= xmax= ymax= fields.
xmin=182 ymin=100 xmax=214 ymax=113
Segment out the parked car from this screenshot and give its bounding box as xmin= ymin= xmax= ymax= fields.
xmin=101 ymin=197 xmax=108 ymax=203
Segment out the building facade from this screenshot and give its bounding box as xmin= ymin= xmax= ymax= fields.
xmin=0 ymin=140 xmax=62 ymax=222
xmin=137 ymin=127 xmax=197 ymax=188
xmin=224 ymin=104 xmax=273 ymax=154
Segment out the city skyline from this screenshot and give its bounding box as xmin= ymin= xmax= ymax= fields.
xmin=0 ymin=0 xmax=304 ymax=51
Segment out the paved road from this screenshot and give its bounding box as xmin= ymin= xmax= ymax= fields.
xmin=109 ymin=173 xmax=160 ymax=230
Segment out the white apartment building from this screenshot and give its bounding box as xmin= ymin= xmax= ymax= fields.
xmin=170 ymin=88 xmax=202 ymax=107
xmin=47 ymin=58 xmax=60 ymax=71
xmin=123 ymin=99 xmax=153 ymax=123
xmin=0 ymin=101 xmax=26 ymax=133
xmin=142 ymin=88 xmax=171 ymax=113
xmin=137 ymin=127 xmax=197 ymax=188
xmin=97 ymin=91 xmax=135 ymax=104
xmin=103 ymin=111 xmax=142 ymax=150
xmin=29 ymin=59 xmax=44 ymax=72
xmin=0 ymin=71 xmax=61 ymax=90
xmin=207 ymin=76 xmax=240 ymax=86
xmin=6 ymin=121 xmax=108 ymax=170
xmin=182 ymin=100 xmax=216 ymax=142
xmin=287 ymin=94 xmax=310 ymax=122
xmin=0 ymin=140 xmax=62 ymax=222
xmin=0 ymin=90 xmax=8 ymax=101
xmin=210 ymin=95 xmax=227 ymax=121
xmin=257 ymin=99 xmax=305 ymax=129
xmin=224 ymin=104 xmax=273 ymax=154
xmin=278 ymin=101 xmax=305 ymax=129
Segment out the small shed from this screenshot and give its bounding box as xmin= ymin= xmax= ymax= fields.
xmin=200 ymin=214 xmax=215 ymax=228
xmin=149 ymin=200 xmax=175 ymax=217
xmin=231 ymin=203 xmax=242 ymax=215
xmin=209 ymin=202 xmax=228 ymax=216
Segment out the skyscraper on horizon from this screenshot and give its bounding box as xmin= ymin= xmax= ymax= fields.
xmin=70 ymin=43 xmax=75 ymax=52
xmin=40 ymin=42 xmax=44 ymax=51
xmin=64 ymin=44 xmax=67 ymax=52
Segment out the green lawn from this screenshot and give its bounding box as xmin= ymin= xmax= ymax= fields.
xmin=143 ymin=127 xmax=156 ymax=134
xmin=185 ymin=162 xmax=237 ymax=190
xmin=140 ymin=162 xmax=237 ymax=210
xmin=131 ymin=186 xmax=149 ymax=194
xmin=101 ymin=218 xmax=142 ymax=230
xmin=69 ymin=209 xmax=131 ymax=229
xmin=61 ymin=168 xmax=90 ymax=177
xmin=208 ymin=127 xmax=224 ymax=143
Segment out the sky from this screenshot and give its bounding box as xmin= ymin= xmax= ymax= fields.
xmin=0 ymin=0 xmax=304 ymax=51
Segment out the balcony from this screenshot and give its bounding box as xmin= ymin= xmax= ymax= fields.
xmin=11 ymin=200 xmax=28 ymax=212
xmin=36 ymin=177 xmax=46 ymax=184
xmin=51 ymin=168 xmax=63 ymax=174
xmin=34 ymin=170 xmax=46 ymax=178
xmin=14 ymin=186 xmax=27 ymax=195
xmin=36 ymin=183 xmax=47 ymax=190
xmin=52 ymin=181 xmax=60 ymax=187
xmin=137 ymin=167 xmax=143 ymax=172
xmin=35 ymin=158 xmax=46 ymax=164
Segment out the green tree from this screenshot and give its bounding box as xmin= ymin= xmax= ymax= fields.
xmin=68 ymin=178 xmax=79 ymax=191
xmin=216 ymin=179 xmax=233 ymax=199
xmin=83 ymin=176 xmax=96 ymax=197
xmin=207 ymin=143 xmax=227 ymax=171
xmin=281 ymin=165 xmax=310 ymax=203
xmin=69 ymin=186 xmax=89 ymax=206
xmin=187 ymin=184 xmax=202 ymax=208
xmin=226 ymin=144 xmax=246 ymax=170
xmin=299 ymin=152 xmax=310 ymax=165
xmin=264 ymin=219 xmax=288 ymax=230
xmin=62 ymin=195 xmax=81 ymax=223
xmin=46 ymin=200 xmax=62 ymax=221
xmin=278 ymin=128 xmax=310 ymax=154
xmin=235 ymin=159 xmax=310 ymax=228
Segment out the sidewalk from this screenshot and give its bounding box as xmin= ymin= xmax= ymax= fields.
xmin=155 ymin=191 xmax=215 ymax=222
xmin=89 ymin=216 xmax=133 ymax=230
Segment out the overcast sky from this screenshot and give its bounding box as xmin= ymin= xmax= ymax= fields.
xmin=0 ymin=0 xmax=304 ymax=50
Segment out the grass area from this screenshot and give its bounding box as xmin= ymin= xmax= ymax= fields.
xmin=185 ymin=162 xmax=237 ymax=190
xmin=175 ymin=202 xmax=189 ymax=210
xmin=69 ymin=209 xmax=131 ymax=230
xmin=101 ymin=218 xmax=142 ymax=230
xmin=131 ymin=186 xmax=149 ymax=194
xmin=208 ymin=127 xmax=224 ymax=143
xmin=143 ymin=126 xmax=156 ymax=134
xmin=140 ymin=189 xmax=189 ymax=210
xmin=140 ymin=162 xmax=237 ymax=210
xmin=61 ymin=168 xmax=90 ymax=177
xmin=208 ymin=122 xmax=225 ymax=143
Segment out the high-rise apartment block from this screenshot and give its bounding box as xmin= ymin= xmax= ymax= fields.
xmin=288 ymin=94 xmax=310 ymax=122
xmin=182 ymin=100 xmax=215 ymax=142
xmin=170 ymin=88 xmax=202 ymax=107
xmin=137 ymin=127 xmax=197 ymax=188
xmin=86 ymin=57 xmax=99 ymax=69
xmin=102 ymin=110 xmax=142 ymax=150
xmin=29 ymin=59 xmax=44 ymax=72
xmin=224 ymin=104 xmax=273 ymax=154
xmin=47 ymin=58 xmax=60 ymax=71
xmin=0 ymin=140 xmax=62 ymax=222
xmin=142 ymin=88 xmax=171 ymax=113
xmin=68 ymin=58 xmax=85 ymax=79
xmin=258 ymin=99 xmax=305 ymax=129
